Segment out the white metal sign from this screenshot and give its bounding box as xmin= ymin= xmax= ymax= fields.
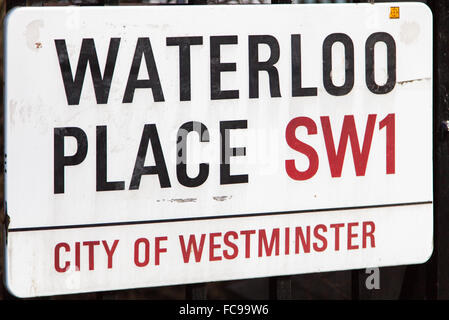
xmin=4 ymin=3 xmax=432 ymax=297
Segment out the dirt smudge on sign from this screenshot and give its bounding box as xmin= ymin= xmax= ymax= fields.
xmin=400 ymin=21 xmax=420 ymax=45
xmin=25 ymin=20 xmax=44 ymax=52
xmin=397 ymin=77 xmax=431 ymax=85
xmin=213 ymin=196 xmax=232 ymax=202
xmin=157 ymin=198 xmax=197 ymax=203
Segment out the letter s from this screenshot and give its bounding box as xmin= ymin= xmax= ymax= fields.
xmin=285 ymin=117 xmax=319 ymax=181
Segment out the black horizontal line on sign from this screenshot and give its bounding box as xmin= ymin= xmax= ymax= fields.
xmin=8 ymin=201 xmax=432 ymax=233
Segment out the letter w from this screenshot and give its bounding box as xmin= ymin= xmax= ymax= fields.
xmin=179 ymin=234 xmax=206 ymax=263
xmin=55 ymin=38 xmax=120 ymax=105
xmin=321 ymin=114 xmax=376 ymax=177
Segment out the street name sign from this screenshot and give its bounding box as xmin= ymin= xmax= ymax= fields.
xmin=4 ymin=3 xmax=433 ymax=297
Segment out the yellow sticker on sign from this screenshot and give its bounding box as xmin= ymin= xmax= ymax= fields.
xmin=390 ymin=7 xmax=399 ymax=19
